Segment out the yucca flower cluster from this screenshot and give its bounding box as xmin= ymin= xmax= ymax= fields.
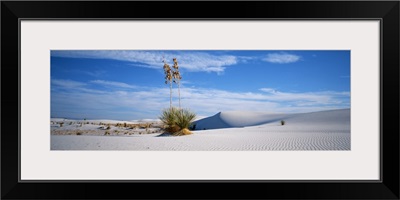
xmin=163 ymin=57 xmax=182 ymax=109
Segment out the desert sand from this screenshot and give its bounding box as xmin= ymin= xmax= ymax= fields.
xmin=51 ymin=108 xmax=350 ymax=151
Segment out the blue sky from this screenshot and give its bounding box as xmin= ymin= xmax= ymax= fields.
xmin=51 ymin=50 xmax=350 ymax=120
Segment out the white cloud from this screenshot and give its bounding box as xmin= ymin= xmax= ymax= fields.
xmin=259 ymin=88 xmax=349 ymax=103
xmin=259 ymin=88 xmax=277 ymax=94
xmin=52 ymin=79 xmax=106 ymax=94
xmin=51 ymin=50 xmax=238 ymax=73
xmin=51 ymin=79 xmax=86 ymax=88
xmin=90 ymin=80 xmax=137 ymax=89
xmin=85 ymin=70 xmax=106 ymax=77
xmin=263 ymin=53 xmax=301 ymax=64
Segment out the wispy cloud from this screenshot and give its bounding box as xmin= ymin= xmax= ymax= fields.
xmin=85 ymin=70 xmax=106 ymax=77
xmin=90 ymin=80 xmax=137 ymax=89
xmin=51 ymin=79 xmax=86 ymax=88
xmin=259 ymin=87 xmax=349 ymax=103
xmin=51 ymin=50 xmax=238 ymax=73
xmin=51 ymin=79 xmax=106 ymax=94
xmin=263 ymin=53 xmax=301 ymax=64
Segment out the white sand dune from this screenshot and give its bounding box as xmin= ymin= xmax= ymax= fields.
xmin=194 ymin=111 xmax=288 ymax=130
xmin=51 ymin=109 xmax=350 ymax=151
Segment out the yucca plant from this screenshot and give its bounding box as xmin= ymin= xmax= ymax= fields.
xmin=160 ymin=56 xmax=196 ymax=136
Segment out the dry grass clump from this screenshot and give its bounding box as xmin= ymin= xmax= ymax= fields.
xmin=172 ymin=128 xmax=193 ymax=136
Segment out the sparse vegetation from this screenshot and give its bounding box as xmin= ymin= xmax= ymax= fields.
xmin=281 ymin=120 xmax=285 ymax=126
xmin=159 ymin=107 xmax=196 ymax=136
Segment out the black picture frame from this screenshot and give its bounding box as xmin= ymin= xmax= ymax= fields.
xmin=2 ymin=1 xmax=399 ymax=199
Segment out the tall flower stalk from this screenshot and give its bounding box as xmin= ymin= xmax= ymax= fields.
xmin=163 ymin=57 xmax=173 ymax=110
xmin=160 ymin=56 xmax=197 ymax=136
xmin=172 ymin=58 xmax=182 ymax=109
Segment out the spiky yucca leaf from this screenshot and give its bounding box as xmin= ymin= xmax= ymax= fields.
xmin=159 ymin=107 xmax=179 ymax=126
xmin=159 ymin=107 xmax=180 ymax=133
xmin=175 ymin=108 xmax=196 ymax=130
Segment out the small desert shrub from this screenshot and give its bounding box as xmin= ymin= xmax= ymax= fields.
xmin=145 ymin=123 xmax=151 ymax=128
xmin=76 ymin=132 xmax=82 ymax=135
xmin=59 ymin=122 xmax=64 ymax=127
xmin=280 ymin=120 xmax=285 ymax=126
xmin=159 ymin=107 xmax=196 ymax=135
xmin=106 ymin=125 xmax=111 ymax=130
xmin=104 ymin=131 xmax=110 ymax=135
